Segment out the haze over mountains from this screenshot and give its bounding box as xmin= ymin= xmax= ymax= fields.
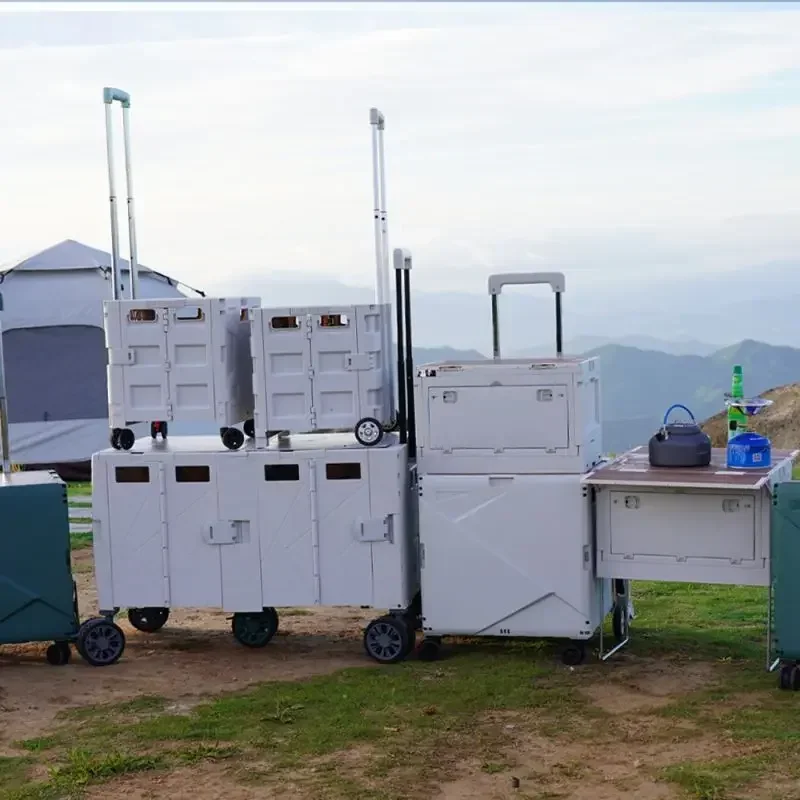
xmin=215 ymin=259 xmax=800 ymax=454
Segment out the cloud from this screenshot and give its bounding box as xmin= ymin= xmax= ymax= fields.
xmin=1 ymin=4 xmax=800 ymax=293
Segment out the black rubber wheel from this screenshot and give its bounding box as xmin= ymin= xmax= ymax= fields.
xmin=45 ymin=642 xmax=71 ymax=666
xmin=363 ymin=615 xmax=409 ymax=664
xmin=561 ymin=642 xmax=586 ymax=666
xmin=221 ymin=426 xmax=245 ymax=451
xmin=118 ymin=428 xmax=136 ymax=451
xmin=779 ymin=664 xmax=794 ymax=690
xmin=150 ymin=421 xmax=168 ymax=440
xmin=127 ymin=607 xmax=170 ymax=633
xmin=244 ymin=418 xmax=255 ymax=439
xmin=110 ymin=428 xmax=121 ymax=450
xmin=417 ymin=637 xmax=442 ymax=662
xmin=612 ymin=603 xmax=628 ymax=643
xmin=77 ymin=618 xmax=126 ymax=666
xmin=231 ymin=608 xmax=279 ymax=648
xmin=354 ymin=417 xmax=384 ymax=447
xmin=791 ymin=665 xmax=800 ymax=692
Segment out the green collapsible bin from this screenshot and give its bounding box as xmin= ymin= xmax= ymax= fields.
xmin=770 ymin=480 xmax=800 ymax=690
xmin=0 ymin=472 xmax=79 ymax=664
xmin=0 ymin=471 xmax=127 ymax=666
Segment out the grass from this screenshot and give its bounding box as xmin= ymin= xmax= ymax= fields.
xmin=12 ymin=475 xmax=800 ymax=798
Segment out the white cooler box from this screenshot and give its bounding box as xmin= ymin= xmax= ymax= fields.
xmin=415 ymin=356 xmax=602 ymax=475
xmin=91 ymin=433 xmax=417 ymax=616
xmin=104 ymin=296 xmax=260 ymax=451
xmin=418 ymin=472 xmax=611 ymax=640
xmin=250 ymin=304 xmax=395 ymax=447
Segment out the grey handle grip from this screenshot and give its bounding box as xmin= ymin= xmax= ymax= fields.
xmin=103 ymin=87 xmax=131 ymax=107
xmin=489 ymin=271 xmax=565 ymax=359
xmin=488 ymin=272 xmax=565 ymax=295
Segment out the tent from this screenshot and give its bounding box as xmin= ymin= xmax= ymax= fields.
xmin=0 ymin=239 xmax=206 ymax=474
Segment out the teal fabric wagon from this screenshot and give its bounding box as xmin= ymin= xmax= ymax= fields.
xmin=0 ymin=469 xmax=126 ymax=666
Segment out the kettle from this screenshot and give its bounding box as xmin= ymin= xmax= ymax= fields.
xmin=648 ymin=404 xmax=712 ymax=468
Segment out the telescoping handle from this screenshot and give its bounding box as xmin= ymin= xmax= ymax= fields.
xmin=103 ymin=86 xmax=139 ymax=301
xmin=487 ymin=272 xmax=566 ymax=359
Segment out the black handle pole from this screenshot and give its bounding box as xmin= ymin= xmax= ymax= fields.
xmin=403 ymin=268 xmax=416 ymax=458
xmin=394 ymin=267 xmax=407 ymax=444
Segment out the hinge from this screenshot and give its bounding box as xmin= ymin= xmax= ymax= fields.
xmin=164 ymin=360 xmax=171 ymax=372
xmin=357 ymin=516 xmax=393 ymax=543
xmin=309 ymin=406 xmax=317 ymax=426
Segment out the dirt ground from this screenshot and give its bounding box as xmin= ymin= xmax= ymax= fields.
xmin=0 ymin=550 xmax=377 ymax=746
xmin=0 ymin=551 xmax=770 ymax=799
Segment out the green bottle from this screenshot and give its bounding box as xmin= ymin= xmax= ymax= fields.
xmin=728 ymin=364 xmax=747 ymax=441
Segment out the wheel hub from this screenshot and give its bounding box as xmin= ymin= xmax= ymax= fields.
xmin=360 ymin=423 xmax=379 ymax=442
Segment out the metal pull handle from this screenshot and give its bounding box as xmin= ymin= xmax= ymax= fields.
xmin=103 ymin=86 xmax=139 ymax=302
xmin=488 ymin=272 xmax=565 ymax=360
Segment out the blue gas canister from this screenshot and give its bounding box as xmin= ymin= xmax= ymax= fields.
xmin=726 ymin=432 xmax=771 ymax=469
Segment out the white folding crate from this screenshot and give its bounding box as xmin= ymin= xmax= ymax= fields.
xmin=417 ymin=472 xmax=612 ymax=641
xmin=256 ymin=432 xmax=417 ymax=610
xmin=415 ymin=356 xmax=602 ymax=475
xmin=91 ymin=433 xmax=417 ymax=624
xmin=250 ymin=304 xmax=395 ymax=446
xmin=584 ymin=446 xmax=798 ymax=587
xmin=104 ymin=296 xmax=260 ymax=450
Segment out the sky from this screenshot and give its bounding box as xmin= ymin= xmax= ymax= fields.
xmin=2 ymin=1 xmax=800 ymax=296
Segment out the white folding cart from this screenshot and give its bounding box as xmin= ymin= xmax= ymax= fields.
xmin=383 ymin=271 xmax=623 ymax=666
xmin=249 ymin=109 xmax=396 ymax=447
xmin=100 ymin=88 xmax=260 ymax=452
xmin=91 ymin=433 xmax=419 ymax=649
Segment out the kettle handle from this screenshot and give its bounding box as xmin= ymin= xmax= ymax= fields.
xmin=663 ymin=404 xmax=696 ymax=425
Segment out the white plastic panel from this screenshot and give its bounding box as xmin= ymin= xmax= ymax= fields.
xmin=165 ymin=453 xmax=222 ymax=608
xmin=427 ymin=384 xmax=569 ymax=452
xmin=594 ymin=485 xmax=769 ymax=586
xmin=608 ymin=490 xmax=755 ymax=561
xmin=315 ymin=451 xmax=373 ymax=606
xmin=419 ymin=473 xmax=609 ymax=639
xmin=258 ymin=454 xmax=315 ymax=607
xmin=105 ymin=460 xmax=166 ymax=608
xmin=258 ymin=308 xmax=314 ymax=434
xmin=216 ymin=454 xmax=262 ymax=612
xmin=311 ymin=309 xmax=361 ymax=431
xmin=167 ymin=302 xmax=215 ymax=422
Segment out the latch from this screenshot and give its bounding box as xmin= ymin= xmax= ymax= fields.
xmin=357 ymin=516 xmax=394 ymax=543
xmin=722 ymin=499 xmax=740 ymax=513
xmin=443 ymin=390 xmax=457 ymax=404
xmin=204 ymin=520 xmax=245 ymax=545
xmin=345 ymin=353 xmax=375 ymax=371
xmin=536 ymin=389 xmax=553 ymax=402
xmin=109 ymin=348 xmax=135 ymax=366
xmin=624 ymin=495 xmax=640 ymax=510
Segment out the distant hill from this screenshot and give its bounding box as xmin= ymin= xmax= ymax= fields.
xmin=703 ymin=384 xmax=800 ymax=451
xmin=514 ymin=335 xmax=720 ymax=358
xmin=589 ymin=340 xmax=800 ymax=453
xmin=412 ymin=346 xmax=486 ymax=366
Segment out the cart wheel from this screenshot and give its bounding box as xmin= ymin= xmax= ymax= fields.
xmin=110 ymin=429 xmax=122 ymax=449
xmin=118 ymin=428 xmax=136 ymax=451
xmin=417 ymin=637 xmax=442 ymax=662
xmin=791 ymin=665 xmax=800 ymax=692
xmin=231 ymin=607 xmax=279 ymax=648
xmin=221 ymin=426 xmax=245 ymax=451
xmin=363 ymin=615 xmax=409 ymax=664
xmin=150 ymin=421 xmax=168 ymax=441
xmin=612 ymin=603 xmax=629 ymax=643
xmin=779 ymin=663 xmax=794 ymax=690
xmin=355 ymin=417 xmax=384 ymax=447
xmin=77 ymin=618 xmax=126 ymax=666
xmin=127 ymin=607 xmax=170 ymax=633
xmin=561 ymin=642 xmax=586 ymax=666
xmin=244 ymin=418 xmax=255 ymax=439
xmin=45 ymin=642 xmax=71 ymax=666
